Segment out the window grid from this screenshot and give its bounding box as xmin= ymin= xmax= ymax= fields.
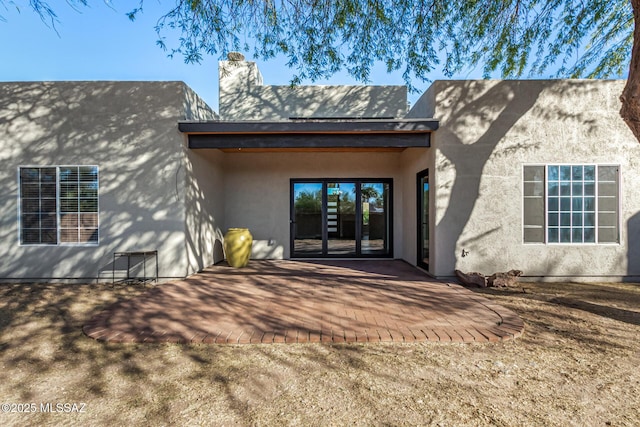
xmin=546 ymin=165 xmax=596 ymax=244
xmin=19 ymin=166 xmax=99 ymax=246
xmin=523 ymin=164 xmax=619 ymax=245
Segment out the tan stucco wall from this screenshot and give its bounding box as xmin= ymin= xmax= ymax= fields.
xmin=184 ymin=148 xmax=225 ymax=273
xmin=220 ymin=151 xmax=404 ymax=259
xmin=183 ymin=85 xmax=223 ymax=275
xmin=423 ymin=80 xmax=640 ymax=281
xmin=218 ymin=60 xmax=407 ymax=120
xmin=0 ymin=81 xmax=209 ymax=281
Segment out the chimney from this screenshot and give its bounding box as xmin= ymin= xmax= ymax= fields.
xmin=218 ymin=53 xmax=263 ymax=120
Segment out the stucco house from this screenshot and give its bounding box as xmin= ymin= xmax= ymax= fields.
xmin=1 ymin=58 xmax=639 ymax=282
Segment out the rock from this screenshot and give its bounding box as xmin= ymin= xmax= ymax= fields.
xmin=455 ymin=270 xmax=487 ymax=287
xmin=487 ymin=270 xmax=523 ymax=287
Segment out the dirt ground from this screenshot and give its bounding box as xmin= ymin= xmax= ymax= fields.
xmin=0 ymin=280 xmax=638 ymax=427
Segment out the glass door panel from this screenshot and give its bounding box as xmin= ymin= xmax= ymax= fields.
xmin=327 ymin=182 xmax=357 ymax=255
xmin=292 ymin=182 xmax=323 ymax=255
xmin=361 ymin=182 xmax=389 ymax=255
xmin=291 ymin=179 xmax=392 ymax=258
xmin=417 ymin=170 xmax=429 ymax=269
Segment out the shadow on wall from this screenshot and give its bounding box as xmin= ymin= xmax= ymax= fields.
xmin=435 ymin=80 xmax=601 ymax=276
xmin=0 ymin=81 xmax=220 ymax=281
xmin=218 ymin=60 xmax=407 ymax=120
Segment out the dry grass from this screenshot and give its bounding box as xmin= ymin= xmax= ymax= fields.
xmin=0 ymin=280 xmax=639 ymax=426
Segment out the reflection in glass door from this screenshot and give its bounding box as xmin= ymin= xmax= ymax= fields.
xmin=291 ymin=179 xmax=392 ymax=258
xmin=327 ymin=182 xmax=356 ymax=255
xmin=292 ymin=182 xmax=323 ymax=255
xmin=417 ymin=169 xmax=429 ymax=270
xmin=361 ymin=182 xmax=389 ymax=254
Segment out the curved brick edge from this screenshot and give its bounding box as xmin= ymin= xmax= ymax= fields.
xmin=445 ymin=281 xmax=526 ymax=342
xmin=82 ymin=274 xmax=525 ymax=345
xmin=83 ymin=322 xmax=524 ymax=345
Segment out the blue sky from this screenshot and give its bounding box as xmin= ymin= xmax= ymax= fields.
xmin=0 ymin=2 xmax=623 ymax=112
xmin=0 ymin=1 xmax=490 ymax=111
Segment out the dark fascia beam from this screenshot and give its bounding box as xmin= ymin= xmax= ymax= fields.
xmin=187 ymin=132 xmax=431 ymax=149
xmin=178 ymin=119 xmax=439 ymax=134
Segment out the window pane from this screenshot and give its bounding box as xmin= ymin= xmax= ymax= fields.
xmin=599 ymin=197 xmax=617 ymax=211
xmin=20 ymin=168 xmax=40 ymax=182
xmin=548 ymin=197 xmax=558 ymax=211
xmin=584 ymin=228 xmax=595 ymax=243
xmin=572 ymin=228 xmax=583 ymax=243
xmin=59 ymin=167 xmax=78 ymax=182
xmin=560 ymin=197 xmax=570 ymax=211
xmin=80 ymin=229 xmax=99 ymax=243
xmin=40 ymin=213 xmax=56 ymax=228
xmin=598 ymin=228 xmax=617 ymax=243
xmin=584 ymin=183 xmax=595 ymax=196
xmin=560 ymin=182 xmax=571 ymax=196
xmin=60 ymin=229 xmax=79 ymax=243
xmin=41 ymin=229 xmax=57 ymax=244
xmin=572 ymin=182 xmax=582 ymax=196
xmin=572 ymin=213 xmax=582 ymax=226
xmin=598 ymin=165 xmax=618 ymax=181
xmin=80 ymin=213 xmax=98 ymax=227
xmin=584 ymin=166 xmax=595 ymax=181
xmin=80 ymin=199 xmax=98 ymax=213
xmin=524 ymin=228 xmax=544 ymax=243
xmin=584 ymin=197 xmax=595 ymax=212
xmin=548 ymin=228 xmax=559 ymax=242
xmin=572 ymin=166 xmax=583 ymax=180
xmin=41 ymin=199 xmax=55 ymax=213
xmin=572 ymin=198 xmax=582 ymax=211
xmin=560 ymin=166 xmax=571 ymax=181
xmin=41 ymin=168 xmax=56 ymax=183
xmin=21 ymin=183 xmax=40 ymax=198
xmin=560 ymin=228 xmax=571 ymax=243
xmin=560 ymin=213 xmax=571 ymax=226
xmin=79 ymin=166 xmax=98 ymax=181
xmin=548 ymin=166 xmax=559 ymax=181
xmin=41 ymin=184 xmax=56 ymax=198
xmin=584 ymin=213 xmax=595 ymax=227
xmin=79 ymin=183 xmax=98 ymax=198
xmin=21 ymin=214 xmax=39 ymax=228
xmin=22 ymin=199 xmax=40 ymax=213
xmin=524 ymin=165 xmax=544 ymax=181
xmin=548 ymin=212 xmax=559 ymax=226
xmin=598 ymin=212 xmax=618 ymax=227
xmin=22 ymin=229 xmax=41 ymax=244
xmin=60 ymin=183 xmax=78 ymax=198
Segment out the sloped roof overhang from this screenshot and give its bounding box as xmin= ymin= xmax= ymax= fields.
xmin=178 ymin=119 xmax=438 ymax=150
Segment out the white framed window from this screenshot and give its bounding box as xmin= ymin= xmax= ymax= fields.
xmin=19 ymin=166 xmax=99 ymax=245
xmin=523 ymin=164 xmax=619 ymax=244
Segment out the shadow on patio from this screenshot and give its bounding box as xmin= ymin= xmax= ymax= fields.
xmin=83 ymin=260 xmax=524 ymax=344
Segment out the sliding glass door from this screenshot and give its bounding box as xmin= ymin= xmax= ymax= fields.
xmin=291 ymin=179 xmax=392 ymax=258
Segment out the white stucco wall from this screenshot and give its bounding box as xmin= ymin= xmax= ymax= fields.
xmin=0 ymin=81 xmax=210 ymax=282
xmin=422 ymin=80 xmax=640 ymax=281
xmin=220 ymin=151 xmax=404 ymax=259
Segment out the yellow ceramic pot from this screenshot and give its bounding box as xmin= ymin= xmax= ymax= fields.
xmin=223 ymin=228 xmax=253 ymax=268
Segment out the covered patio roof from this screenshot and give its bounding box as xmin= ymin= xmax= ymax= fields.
xmin=178 ymin=119 xmax=439 ymax=151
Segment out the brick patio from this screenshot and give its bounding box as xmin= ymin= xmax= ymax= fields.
xmin=83 ymin=260 xmax=524 ymax=344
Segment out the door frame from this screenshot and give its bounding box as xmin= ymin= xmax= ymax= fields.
xmin=416 ymin=169 xmax=429 ymax=270
xmin=290 ymin=178 xmax=393 ymax=258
